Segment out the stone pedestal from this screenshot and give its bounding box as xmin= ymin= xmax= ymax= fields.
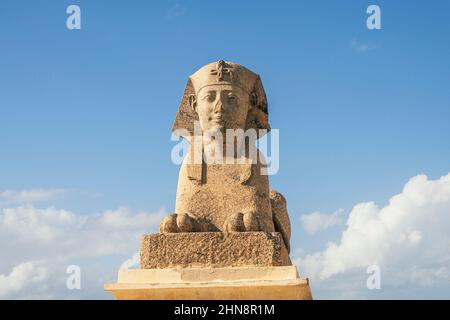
xmin=105 ymin=232 xmax=312 ymax=300
xmin=141 ymin=232 xmax=291 ymax=269
xmin=104 ymin=265 xmax=312 ymax=300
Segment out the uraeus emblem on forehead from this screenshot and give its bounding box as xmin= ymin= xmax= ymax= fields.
xmin=210 ymin=60 xmax=234 ymax=82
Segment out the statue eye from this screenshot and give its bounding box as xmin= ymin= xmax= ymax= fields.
xmin=227 ymin=94 xmax=237 ymax=101
xmin=201 ymin=92 xmax=216 ymax=101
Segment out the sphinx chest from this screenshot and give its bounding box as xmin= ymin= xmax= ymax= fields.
xmin=175 ymin=162 xmax=272 ymax=230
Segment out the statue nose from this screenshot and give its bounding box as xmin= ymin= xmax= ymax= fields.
xmin=213 ymin=99 xmax=223 ymax=113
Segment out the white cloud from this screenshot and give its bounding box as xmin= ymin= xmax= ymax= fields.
xmin=166 ymin=4 xmax=187 ymax=20
xmin=4 ymin=172 xmax=450 ymax=299
xmin=297 ymin=173 xmax=450 ymax=298
xmin=0 ymin=188 xmax=65 ymax=206
xmin=120 ymin=252 xmax=140 ymax=270
xmin=0 ymin=206 xmax=81 ymax=245
xmin=0 ymin=261 xmax=49 ymax=299
xmin=350 ymin=38 xmax=377 ymax=53
xmin=300 ymin=209 xmax=344 ymax=235
xmin=0 ymin=205 xmax=166 ymax=299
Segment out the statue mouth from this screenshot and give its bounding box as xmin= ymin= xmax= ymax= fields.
xmin=210 ymin=116 xmax=225 ymax=125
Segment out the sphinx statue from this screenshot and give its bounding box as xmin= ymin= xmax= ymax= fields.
xmin=160 ymin=60 xmax=291 ymax=252
xmin=105 ymin=61 xmax=312 ymax=300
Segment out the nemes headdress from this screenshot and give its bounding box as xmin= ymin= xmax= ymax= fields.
xmin=172 ymin=60 xmax=270 ymax=137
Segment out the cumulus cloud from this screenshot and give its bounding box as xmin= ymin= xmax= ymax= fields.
xmin=4 ymin=172 xmax=450 ymax=299
xmin=0 ymin=204 xmax=166 ymax=299
xmin=297 ymin=173 xmax=450 ymax=298
xmin=120 ymin=252 xmax=140 ymax=270
xmin=300 ymin=209 xmax=344 ymax=235
xmin=0 ymin=188 xmax=65 ymax=206
xmin=0 ymin=261 xmax=49 ymax=299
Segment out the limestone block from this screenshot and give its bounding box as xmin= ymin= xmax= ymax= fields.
xmin=140 ymin=232 xmax=291 ymax=269
xmin=104 ymin=265 xmax=312 ymax=300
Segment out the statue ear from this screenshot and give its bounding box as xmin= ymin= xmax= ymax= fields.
xmin=245 ymin=76 xmax=270 ymax=138
xmin=172 ymin=78 xmax=199 ymax=138
xmin=188 ymin=94 xmax=197 ymax=112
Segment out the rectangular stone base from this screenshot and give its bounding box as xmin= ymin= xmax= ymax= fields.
xmin=140 ymin=232 xmax=291 ymax=269
xmin=104 ymin=266 xmax=312 ymax=300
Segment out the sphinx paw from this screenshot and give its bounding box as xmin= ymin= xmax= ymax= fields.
xmin=160 ymin=213 xmax=199 ymax=233
xmin=176 ymin=213 xmax=196 ymax=232
xmin=159 ymin=213 xmax=178 ymax=233
xmin=223 ymin=212 xmax=246 ymax=233
xmin=243 ymin=212 xmax=261 ymax=231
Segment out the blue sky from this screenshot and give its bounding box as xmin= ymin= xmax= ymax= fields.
xmin=1 ymin=1 xmax=449 ymax=299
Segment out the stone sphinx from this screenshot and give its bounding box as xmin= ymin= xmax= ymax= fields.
xmin=160 ymin=60 xmax=291 ymax=252
xmin=105 ymin=61 xmax=312 ymax=300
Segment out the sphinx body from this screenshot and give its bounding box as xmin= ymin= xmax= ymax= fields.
xmin=160 ymin=60 xmax=291 ymax=251
xmin=174 ymin=146 xmax=275 ymax=233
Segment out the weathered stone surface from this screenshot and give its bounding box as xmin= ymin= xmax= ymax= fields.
xmin=140 ymin=232 xmax=291 ymax=269
xmin=104 ymin=266 xmax=313 ymax=300
xmin=104 ymin=61 xmax=313 ymax=300
xmin=161 ymin=61 xmax=292 ymax=253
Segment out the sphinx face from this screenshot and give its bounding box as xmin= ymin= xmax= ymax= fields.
xmin=195 ymin=84 xmax=250 ymax=134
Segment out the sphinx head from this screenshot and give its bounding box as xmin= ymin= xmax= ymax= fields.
xmin=190 ymin=84 xmax=250 ymax=133
xmin=172 ymin=61 xmax=270 ymax=139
